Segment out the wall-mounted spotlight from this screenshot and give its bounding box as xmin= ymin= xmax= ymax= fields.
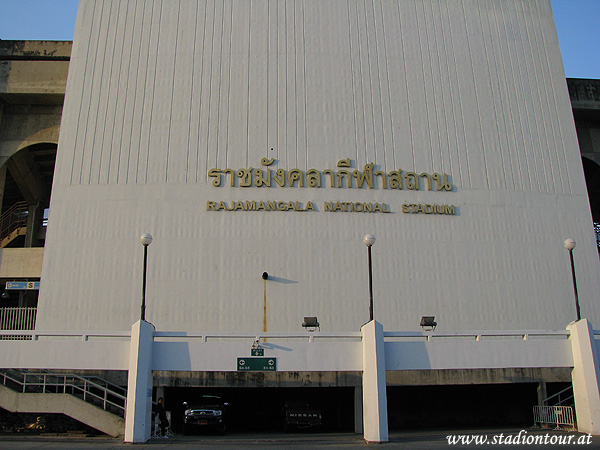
xmin=262 ymin=272 xmax=269 ymax=280
xmin=420 ymin=316 xmax=437 ymax=331
xmin=302 ymin=316 xmax=320 ymax=332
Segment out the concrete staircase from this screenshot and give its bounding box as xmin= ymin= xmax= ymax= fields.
xmin=0 ymin=384 xmax=124 ymax=437
xmin=0 ymin=370 xmax=126 ymax=437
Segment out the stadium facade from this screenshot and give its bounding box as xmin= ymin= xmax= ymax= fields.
xmin=0 ymin=0 xmax=600 ymax=443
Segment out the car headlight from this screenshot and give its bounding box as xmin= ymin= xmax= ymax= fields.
xmin=214 ymin=410 xmax=222 ymax=416
xmin=185 ymin=409 xmax=192 ymax=416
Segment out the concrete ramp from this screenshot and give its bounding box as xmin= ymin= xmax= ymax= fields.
xmin=0 ymin=384 xmax=124 ymax=437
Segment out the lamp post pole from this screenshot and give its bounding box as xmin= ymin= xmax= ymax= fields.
xmin=564 ymin=238 xmax=581 ymax=321
xmin=363 ymin=234 xmax=376 ymax=322
xmin=140 ymin=233 xmax=153 ymax=321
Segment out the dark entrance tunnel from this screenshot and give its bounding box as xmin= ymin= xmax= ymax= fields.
xmin=162 ymin=386 xmax=356 ymax=433
xmin=159 ymin=382 xmax=566 ymax=434
xmin=387 ymin=383 xmax=557 ymax=430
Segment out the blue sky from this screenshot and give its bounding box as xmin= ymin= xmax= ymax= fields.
xmin=0 ymin=0 xmax=598 ymax=79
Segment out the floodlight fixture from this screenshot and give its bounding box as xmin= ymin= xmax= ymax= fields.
xmin=420 ymin=316 xmax=437 ymax=331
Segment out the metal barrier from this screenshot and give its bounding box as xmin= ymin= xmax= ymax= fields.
xmin=0 ymin=307 xmax=37 ymax=331
xmin=533 ymin=406 xmax=576 ymax=431
xmin=0 ymin=369 xmax=127 ymax=417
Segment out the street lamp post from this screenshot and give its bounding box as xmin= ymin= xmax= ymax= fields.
xmin=363 ymin=234 xmax=376 ymax=322
xmin=140 ymin=233 xmax=153 ymax=321
xmin=563 ymin=238 xmax=581 ymax=321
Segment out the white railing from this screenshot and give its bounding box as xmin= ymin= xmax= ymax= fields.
xmin=153 ymin=331 xmax=362 ymax=343
xmin=0 ymin=328 xmax=580 ymax=372
xmin=0 ymin=369 xmax=127 ymax=417
xmin=0 ymin=307 xmax=37 ymax=331
xmin=384 ymin=330 xmax=571 ymax=342
xmin=533 ymin=405 xmax=576 ymax=431
xmin=0 ymin=330 xmax=131 ymax=340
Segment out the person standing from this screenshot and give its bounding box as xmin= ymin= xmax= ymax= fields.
xmin=153 ymin=397 xmax=169 ymax=438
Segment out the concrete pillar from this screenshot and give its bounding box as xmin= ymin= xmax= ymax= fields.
xmin=354 ymin=385 xmax=363 ymax=434
xmin=567 ymin=319 xmax=600 ymax=434
xmin=155 ymin=386 xmax=165 ymax=401
xmin=361 ymin=320 xmax=388 ymax=443
xmin=124 ymin=320 xmax=155 ymax=443
xmin=24 ymin=201 xmax=44 ymax=248
xmin=537 ymin=381 xmax=547 ymax=405
xmin=0 ymin=164 xmax=7 ymax=212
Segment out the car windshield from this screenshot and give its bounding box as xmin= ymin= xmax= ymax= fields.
xmin=189 ymin=396 xmax=224 ymax=409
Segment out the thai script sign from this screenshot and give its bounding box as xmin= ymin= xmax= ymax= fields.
xmin=208 ymin=158 xmax=453 ymax=191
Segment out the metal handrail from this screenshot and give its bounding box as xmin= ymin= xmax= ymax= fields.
xmin=0 ymin=307 xmax=37 ymax=331
xmin=0 ymin=369 xmax=126 ymax=417
xmin=0 ymin=201 xmax=28 ymax=243
xmin=32 ymin=369 xmax=127 ymax=399
xmin=543 ymin=386 xmax=574 ymax=407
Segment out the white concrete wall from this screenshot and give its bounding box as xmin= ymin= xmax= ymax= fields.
xmin=384 ymin=332 xmax=574 ymax=370
xmin=0 ymin=329 xmax=573 ymax=372
xmin=153 ymin=340 xmax=362 ymax=372
xmin=38 ymin=0 xmax=600 ymax=334
xmin=0 ymin=331 xmax=130 ymax=370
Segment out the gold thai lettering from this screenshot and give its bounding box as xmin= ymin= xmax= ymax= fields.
xmin=274 ymin=169 xmax=286 ymax=187
xmin=237 ymin=167 xmax=253 ymax=187
xmin=432 ymin=173 xmax=453 ymax=191
xmin=254 ymin=158 xmax=274 ymax=187
xmin=374 ymin=170 xmax=387 ymax=189
xmin=223 ymin=169 xmax=235 ymax=186
xmin=420 ymin=172 xmax=432 ymax=191
xmin=336 ymin=170 xmax=351 ymax=188
xmin=207 ymin=159 xmax=453 ymax=192
xmin=307 ymin=169 xmax=321 ymax=187
xmin=353 ymin=163 xmax=374 ymax=189
xmin=388 ymin=170 xmax=402 ymax=189
xmin=404 ymin=172 xmax=419 ymax=190
xmin=323 ymin=169 xmax=335 ymax=188
xmin=287 ymin=169 xmax=304 ymax=187
xmin=337 ymin=158 xmax=351 ymax=168
xmin=208 ymin=169 xmax=222 ymax=186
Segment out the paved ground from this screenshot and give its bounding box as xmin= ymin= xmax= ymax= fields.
xmin=0 ymin=428 xmax=599 ymax=450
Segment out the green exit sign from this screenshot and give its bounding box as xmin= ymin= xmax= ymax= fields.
xmin=237 ymin=357 xmax=277 ymax=372
xmin=251 ymin=348 xmax=264 ymax=356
